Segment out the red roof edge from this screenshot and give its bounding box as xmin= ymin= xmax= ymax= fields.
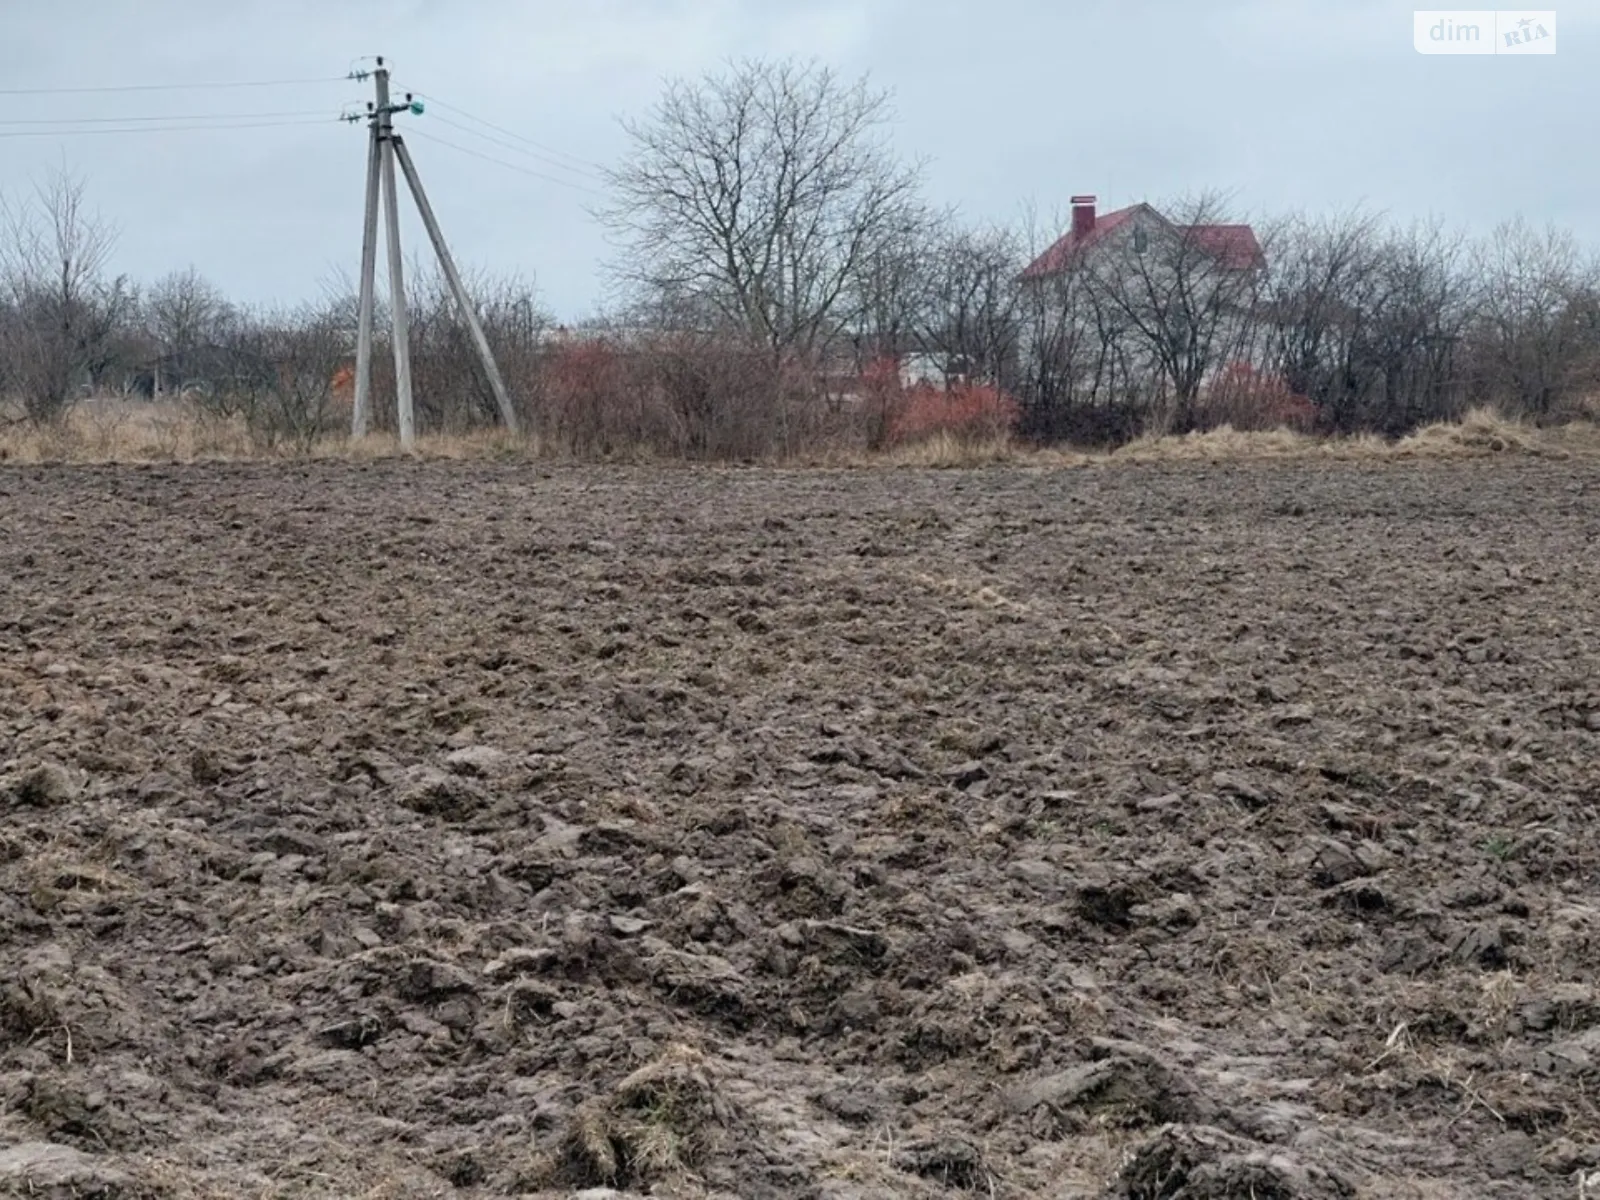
xmin=1021 ymin=207 xmax=1264 ymax=279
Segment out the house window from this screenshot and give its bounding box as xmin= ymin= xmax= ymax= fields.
xmin=1132 ymin=227 xmax=1149 ymax=255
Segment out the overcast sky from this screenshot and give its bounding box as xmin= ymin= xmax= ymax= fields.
xmin=2 ymin=0 xmax=1594 ymax=322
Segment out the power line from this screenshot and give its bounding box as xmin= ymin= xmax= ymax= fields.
xmin=426 ymin=112 xmax=604 ymax=182
xmin=401 ymin=128 xmax=604 ymax=196
xmin=393 ymin=83 xmax=603 ymax=174
xmin=0 ymin=110 xmax=335 ymax=127
xmin=0 ymin=76 xmax=351 ymax=97
xmin=0 ymin=118 xmax=337 ymax=139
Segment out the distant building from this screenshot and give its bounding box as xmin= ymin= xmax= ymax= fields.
xmin=1020 ymin=194 xmax=1264 ymax=280
xmin=1017 ymin=194 xmax=1271 ymax=414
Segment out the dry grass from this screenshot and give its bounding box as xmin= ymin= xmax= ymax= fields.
xmin=1395 ymin=405 xmax=1576 ymax=457
xmin=562 ymin=1043 xmax=733 ymax=1189
xmin=1395 ymin=405 xmax=1542 ymax=456
xmin=340 ymin=427 xmax=539 ymax=462
xmin=5 ymin=397 xmax=1599 ymax=469
xmin=879 ymin=431 xmax=1022 ymax=468
xmin=0 ymin=398 xmax=255 ymax=463
xmin=0 ymin=399 xmax=542 ymax=465
xmin=806 ymin=431 xmax=1092 ymax=470
xmin=1112 ymin=424 xmax=1333 ymax=463
xmin=22 ymin=852 xmax=132 ymax=914
xmin=1111 ymin=406 xmax=1600 ymax=464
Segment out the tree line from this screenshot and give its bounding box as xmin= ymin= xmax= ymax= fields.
xmin=3 ymin=58 xmax=1597 ymax=456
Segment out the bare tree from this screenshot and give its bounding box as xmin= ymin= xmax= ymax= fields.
xmin=599 ymin=58 xmax=924 ymax=368
xmin=1014 ymin=205 xmax=1123 ymax=441
xmin=210 ymin=306 xmax=345 ymax=451
xmin=1465 ymin=217 xmax=1600 ymax=419
xmin=1259 ymin=209 xmax=1380 ymax=422
xmin=1259 ymin=211 xmax=1472 ymax=433
xmin=0 ymin=167 xmax=134 ymax=421
xmin=1353 ymin=219 xmax=1470 ymax=432
xmin=845 ymin=204 xmax=936 ymax=374
xmin=915 ymin=221 xmax=1024 ymax=390
xmin=146 ymin=267 xmax=234 ymax=362
xmin=1080 ymin=191 xmax=1266 ymax=431
xmin=406 ymin=262 xmax=548 ymax=433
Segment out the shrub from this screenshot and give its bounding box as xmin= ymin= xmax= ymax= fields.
xmin=539 ymin=339 xmax=641 ymax=456
xmin=859 ymin=355 xmax=903 ymax=450
xmin=1198 ymin=362 xmax=1318 ymax=432
xmin=885 ymin=379 xmax=1021 ymax=447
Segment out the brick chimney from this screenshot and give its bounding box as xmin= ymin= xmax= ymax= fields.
xmin=1070 ymin=194 xmax=1097 ymax=239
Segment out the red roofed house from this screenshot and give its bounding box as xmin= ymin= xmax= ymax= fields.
xmin=1020 ymin=195 xmax=1265 ymax=280
xmin=1017 ymin=195 xmax=1276 ymax=427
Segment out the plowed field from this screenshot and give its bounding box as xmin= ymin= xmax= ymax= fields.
xmin=3 ymin=458 xmax=1599 ymax=1199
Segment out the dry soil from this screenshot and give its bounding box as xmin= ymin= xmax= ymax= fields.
xmin=3 ymin=458 xmax=1600 ymax=1199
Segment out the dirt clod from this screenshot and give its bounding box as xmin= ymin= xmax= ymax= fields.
xmin=893 ymin=1137 xmax=991 ymax=1191
xmin=561 ymin=1044 xmax=739 ymax=1188
xmin=1114 ymin=1125 xmax=1355 ymax=1200
xmin=5 ymin=761 xmax=81 ymax=808
xmin=0 ymin=1141 xmax=135 ymax=1199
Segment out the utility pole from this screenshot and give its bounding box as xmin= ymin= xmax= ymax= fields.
xmin=351 ymin=106 xmax=380 ymax=438
xmin=392 ymin=138 xmax=518 ymax=433
xmin=347 ymin=57 xmax=518 ymax=446
xmin=375 ymin=64 xmax=415 ymax=448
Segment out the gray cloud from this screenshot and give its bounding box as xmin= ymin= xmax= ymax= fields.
xmin=2 ymin=0 xmax=1592 ymax=319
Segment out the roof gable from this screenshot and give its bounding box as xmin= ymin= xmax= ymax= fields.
xmin=1019 ymin=204 xmax=1148 ymax=279
xmin=1020 ymin=204 xmax=1264 ymax=279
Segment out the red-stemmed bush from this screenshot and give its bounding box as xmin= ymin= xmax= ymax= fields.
xmin=1200 ymin=361 xmax=1318 ymax=432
